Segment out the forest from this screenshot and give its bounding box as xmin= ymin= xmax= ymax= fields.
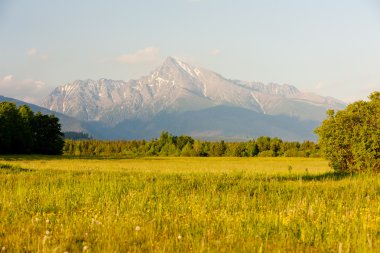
xmin=63 ymin=131 xmax=320 ymax=157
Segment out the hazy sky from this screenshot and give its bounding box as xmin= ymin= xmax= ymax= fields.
xmin=0 ymin=0 xmax=379 ymax=103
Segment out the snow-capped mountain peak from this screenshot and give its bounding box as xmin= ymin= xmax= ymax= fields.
xmin=42 ymin=57 xmax=346 ymax=126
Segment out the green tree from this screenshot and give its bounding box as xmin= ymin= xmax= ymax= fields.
xmin=226 ymin=142 xmax=246 ymax=157
xmin=176 ymin=135 xmax=194 ymax=151
xmin=256 ymin=136 xmax=271 ymax=152
xmin=0 ymin=102 xmax=20 ymax=153
xmin=192 ymin=140 xmax=203 ymax=156
xmin=270 ymin=137 xmax=283 ymax=156
xmin=18 ymin=105 xmax=34 ymax=153
xmin=181 ymin=142 xmax=193 ymax=157
xmin=315 ymin=92 xmax=380 ymax=172
xmin=246 ymin=140 xmax=259 ymax=157
xmin=210 ymin=140 xmax=227 ymax=157
xmin=31 ymin=113 xmax=64 ymax=155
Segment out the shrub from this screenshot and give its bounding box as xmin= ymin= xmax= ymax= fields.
xmin=315 ymin=92 xmax=380 ymax=172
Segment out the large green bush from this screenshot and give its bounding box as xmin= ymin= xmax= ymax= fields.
xmin=315 ymin=92 xmax=380 ymax=172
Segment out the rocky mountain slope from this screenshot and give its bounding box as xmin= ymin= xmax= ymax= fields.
xmin=42 ymin=57 xmax=345 ymax=125
xmin=40 ymin=57 xmax=346 ymax=140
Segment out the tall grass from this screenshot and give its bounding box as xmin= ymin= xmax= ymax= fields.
xmin=0 ymin=157 xmax=379 ymax=252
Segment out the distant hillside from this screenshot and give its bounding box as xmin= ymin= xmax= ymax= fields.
xmin=0 ymin=95 xmax=89 ymax=133
xmin=104 ymin=106 xmax=321 ymax=141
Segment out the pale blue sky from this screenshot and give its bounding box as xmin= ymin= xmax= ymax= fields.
xmin=0 ymin=0 xmax=379 ymax=103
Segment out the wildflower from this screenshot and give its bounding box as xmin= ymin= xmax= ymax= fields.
xmin=42 ymin=236 xmax=48 ymax=245
xmin=83 ymin=245 xmax=89 ymax=251
xmin=35 ymin=217 xmax=39 ymax=223
xmin=1 ymin=246 xmax=6 ymax=251
xmin=45 ymin=230 xmax=50 ymax=236
xmin=46 ymin=219 xmax=50 ymax=224
xmin=135 ymin=226 xmax=141 ymax=231
xmin=91 ymin=218 xmax=102 ymax=225
xmin=177 ymin=235 xmax=182 ymax=240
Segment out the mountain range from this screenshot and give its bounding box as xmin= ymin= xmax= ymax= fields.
xmin=3 ymin=57 xmax=346 ymax=141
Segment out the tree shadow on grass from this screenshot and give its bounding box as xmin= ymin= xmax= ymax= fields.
xmin=0 ymin=163 xmax=33 ymax=173
xmin=0 ymin=154 xmax=140 ymax=161
xmin=273 ymin=171 xmax=354 ymax=182
xmin=0 ymin=155 xmax=65 ymax=161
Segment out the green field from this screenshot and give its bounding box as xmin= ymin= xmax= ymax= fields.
xmin=0 ymin=157 xmax=379 ymax=252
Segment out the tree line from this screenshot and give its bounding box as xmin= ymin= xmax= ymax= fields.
xmin=0 ymin=102 xmax=64 ymax=154
xmin=63 ymin=131 xmax=92 ymax=140
xmin=64 ymin=131 xmax=320 ymax=157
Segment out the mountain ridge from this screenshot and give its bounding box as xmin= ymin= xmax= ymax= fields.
xmin=42 ymin=56 xmax=345 ymax=125
xmin=38 ymin=57 xmax=346 ymax=140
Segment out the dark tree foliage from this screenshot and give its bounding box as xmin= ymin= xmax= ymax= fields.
xmin=315 ymin=92 xmax=380 ymax=172
xmin=0 ymin=102 xmax=64 ymax=155
xmin=0 ymin=102 xmax=21 ymax=153
xmin=31 ymin=113 xmax=64 ymax=154
xmin=64 ymin=132 xmax=92 ymax=140
xmin=63 ymin=131 xmax=320 ymax=157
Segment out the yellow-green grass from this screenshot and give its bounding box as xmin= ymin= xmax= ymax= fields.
xmin=0 ymin=157 xmax=379 ymax=252
xmin=1 ymin=157 xmax=328 ymax=174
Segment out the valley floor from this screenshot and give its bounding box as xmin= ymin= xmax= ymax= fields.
xmin=0 ymin=157 xmax=379 ymax=252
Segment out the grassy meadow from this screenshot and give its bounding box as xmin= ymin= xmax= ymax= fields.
xmin=0 ymin=157 xmax=379 ymax=252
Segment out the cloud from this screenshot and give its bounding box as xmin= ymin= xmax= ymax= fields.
xmin=26 ymin=48 xmax=48 ymax=61
xmin=210 ymin=49 xmax=221 ymax=56
xmin=34 ymin=80 xmax=47 ymax=89
xmin=116 ymin=47 xmax=160 ymax=64
xmin=27 ymin=48 xmax=37 ymax=56
xmin=314 ymin=81 xmax=325 ymax=91
xmin=0 ymin=75 xmax=50 ymax=104
xmin=2 ymin=75 xmax=13 ymax=82
xmin=40 ymin=54 xmax=49 ymax=61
